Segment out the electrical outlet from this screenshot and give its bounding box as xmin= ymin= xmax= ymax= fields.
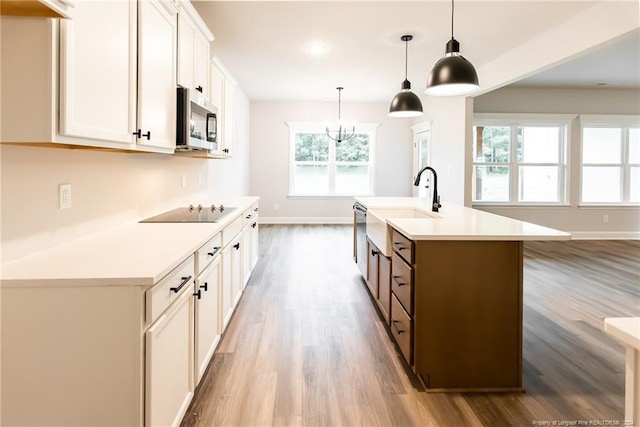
xmin=602 ymin=214 xmax=609 ymax=223
xmin=59 ymin=184 xmax=71 ymax=209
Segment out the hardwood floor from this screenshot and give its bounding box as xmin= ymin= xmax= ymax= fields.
xmin=181 ymin=225 xmax=640 ymax=427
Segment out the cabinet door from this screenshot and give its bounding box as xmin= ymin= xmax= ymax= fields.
xmin=194 ymin=257 xmax=220 ymax=384
xmin=193 ymin=32 xmax=210 ymax=98
xmin=137 ymin=0 xmax=177 ymax=151
xmin=176 ymin=11 xmax=194 ymax=90
xmin=221 ymin=244 xmax=234 ymax=329
xmin=222 ymin=78 xmax=235 ymax=156
xmin=367 ymin=239 xmax=379 ymax=299
xmin=145 ymin=286 xmax=193 ymax=427
xmin=251 ymin=217 xmax=259 ymax=270
xmin=59 ymin=0 xmax=136 ymax=144
xmin=377 ymin=254 xmax=391 ymax=324
xmin=241 ymin=226 xmax=251 ymax=289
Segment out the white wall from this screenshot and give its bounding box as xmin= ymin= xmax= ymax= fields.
xmin=249 ymin=101 xmax=413 ymax=221
xmin=474 ymin=87 xmax=640 ymax=238
xmin=0 ymin=89 xmax=251 ymax=263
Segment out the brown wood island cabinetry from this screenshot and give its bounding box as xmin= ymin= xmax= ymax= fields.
xmin=387 ymin=228 xmax=524 ymax=392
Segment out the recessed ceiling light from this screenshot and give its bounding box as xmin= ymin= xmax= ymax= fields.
xmin=307 ymin=42 xmax=327 ymax=56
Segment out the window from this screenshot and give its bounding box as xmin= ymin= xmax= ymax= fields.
xmin=580 ymin=115 xmax=640 ymax=205
xmin=472 ymin=114 xmax=573 ymax=205
xmin=288 ymin=123 xmax=377 ymax=196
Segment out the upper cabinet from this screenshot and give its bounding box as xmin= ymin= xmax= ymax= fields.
xmin=1 ymin=0 xmax=177 ymax=154
xmin=1 ymin=0 xmax=73 ymax=19
xmin=177 ymin=1 xmax=213 ymax=99
xmin=210 ymin=57 xmax=237 ymax=158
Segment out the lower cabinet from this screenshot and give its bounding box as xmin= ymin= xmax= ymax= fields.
xmin=194 ymin=256 xmax=221 ymax=384
xmin=365 ymin=239 xmax=391 ymax=324
xmin=145 ymin=284 xmax=194 ymax=427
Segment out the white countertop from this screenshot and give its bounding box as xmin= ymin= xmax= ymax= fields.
xmin=356 ymin=197 xmax=571 ymax=241
xmin=0 ymin=197 xmax=259 ymax=288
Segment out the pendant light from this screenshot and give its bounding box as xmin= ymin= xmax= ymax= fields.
xmin=425 ymin=0 xmax=479 ymax=96
xmin=326 ymin=87 xmax=355 ymax=142
xmin=389 ymin=35 xmax=423 ymax=118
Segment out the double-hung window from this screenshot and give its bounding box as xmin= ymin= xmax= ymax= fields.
xmin=472 ymin=114 xmax=573 ymax=205
xmin=580 ymin=115 xmax=640 ymax=205
xmin=288 ymin=122 xmax=377 ymax=196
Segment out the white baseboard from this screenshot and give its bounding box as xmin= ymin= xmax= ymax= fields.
xmin=259 ymin=217 xmax=352 ymax=225
xmin=569 ymin=231 xmax=640 ymax=240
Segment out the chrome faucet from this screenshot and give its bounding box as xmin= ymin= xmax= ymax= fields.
xmin=414 ymin=166 xmax=441 ymax=212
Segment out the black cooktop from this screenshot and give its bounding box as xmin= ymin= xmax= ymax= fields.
xmin=140 ymin=206 xmax=237 ymax=223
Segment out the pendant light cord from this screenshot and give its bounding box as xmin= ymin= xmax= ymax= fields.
xmin=451 ymin=0 xmax=454 ymax=40
xmin=404 ymin=38 xmax=408 ymax=80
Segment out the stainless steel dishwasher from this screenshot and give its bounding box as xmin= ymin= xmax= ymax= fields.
xmin=353 ymin=201 xmax=367 ymax=277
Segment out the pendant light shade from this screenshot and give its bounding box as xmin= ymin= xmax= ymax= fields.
xmin=389 ymin=35 xmax=423 ymax=117
xmin=326 ymin=87 xmax=355 ymax=143
xmin=425 ymin=0 xmax=479 ymax=96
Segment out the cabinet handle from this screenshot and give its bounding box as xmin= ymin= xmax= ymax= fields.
xmin=223 ymin=148 xmax=229 ymax=154
xmin=392 ymin=275 xmax=405 ymax=287
xmin=142 ymin=131 xmax=151 ymax=140
xmin=196 ymin=86 xmax=203 ymax=93
xmin=391 ymin=320 xmax=404 ymax=335
xmin=246 ymin=214 xmax=252 ymax=219
xmin=200 ymin=282 xmax=208 ymax=292
xmin=207 ymin=246 xmax=221 ymax=257
xmin=170 ymin=275 xmax=192 ymax=293
xmin=252 ymin=222 xmax=257 ymax=228
xmin=371 ymin=249 xmax=379 ymax=257
xmin=133 ymin=129 xmax=142 ymax=138
xmin=234 ymin=242 xmax=240 ymax=250
xmin=392 ymin=242 xmax=406 ymax=251
xmin=253 ymin=207 xmax=259 ymax=212
xmin=193 ymin=289 xmax=202 ymax=300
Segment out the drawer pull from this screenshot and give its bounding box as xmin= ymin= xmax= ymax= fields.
xmin=392 ymin=275 xmax=405 ymax=287
xmin=254 ymin=207 xmax=259 ymax=212
xmin=170 ymin=275 xmax=192 ymax=293
xmin=391 ymin=320 xmax=404 ymax=335
xmin=252 ymin=222 xmax=257 ymax=228
xmin=200 ymin=282 xmax=208 ymax=292
xmin=193 ymin=289 xmax=202 ymax=300
xmin=392 ymin=242 xmax=406 ymax=251
xmin=234 ymin=242 xmax=240 ymax=250
xmin=207 ymin=246 xmax=221 ymax=257
xmin=246 ymin=214 xmax=252 ymax=219
xmin=371 ymin=249 xmax=379 ymax=257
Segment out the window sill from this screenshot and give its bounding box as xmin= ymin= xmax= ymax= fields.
xmin=472 ymin=203 xmax=571 ymax=209
xmin=288 ymin=194 xmax=375 ymax=200
xmin=578 ymin=204 xmax=640 ymax=209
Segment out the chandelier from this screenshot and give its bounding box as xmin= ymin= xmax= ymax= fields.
xmin=325 ymin=87 xmax=355 ymax=142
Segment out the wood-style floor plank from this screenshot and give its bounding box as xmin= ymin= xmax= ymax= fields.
xmin=182 ymin=225 xmax=640 ymax=427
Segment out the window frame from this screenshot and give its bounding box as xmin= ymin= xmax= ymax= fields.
xmin=472 ymin=113 xmax=575 ymax=206
xmin=579 ymin=115 xmax=640 ymax=206
xmin=287 ymin=122 xmax=378 ymax=197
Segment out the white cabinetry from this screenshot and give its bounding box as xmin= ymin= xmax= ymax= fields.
xmin=221 ymin=233 xmax=242 ymax=328
xmin=145 ymin=284 xmax=194 ymax=427
xmin=210 ymin=57 xmax=237 ymax=157
xmin=194 ymin=254 xmax=221 ymax=383
xmin=241 ymin=203 xmax=259 ymax=288
xmin=177 ymin=1 xmax=213 ymax=98
xmin=0 ymin=0 xmax=177 ymax=154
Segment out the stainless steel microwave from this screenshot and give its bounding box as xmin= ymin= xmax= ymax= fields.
xmin=176 ymin=87 xmax=218 ymax=151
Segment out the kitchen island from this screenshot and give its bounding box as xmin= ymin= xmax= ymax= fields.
xmin=354 ymin=197 xmax=570 ymax=392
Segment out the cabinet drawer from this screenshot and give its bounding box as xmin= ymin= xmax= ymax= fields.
xmin=146 ymin=255 xmax=195 ymax=324
xmin=196 ymin=233 xmax=221 ymax=275
xmin=391 ymin=294 xmax=413 ymax=365
xmin=391 ymin=251 xmax=413 ymax=315
xmin=242 ymin=207 xmax=254 ymax=227
xmin=222 ymin=215 xmax=242 ymax=247
xmin=391 ymin=229 xmax=414 ymax=265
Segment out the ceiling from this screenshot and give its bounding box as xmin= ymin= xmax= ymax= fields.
xmin=193 ymin=1 xmax=640 ymax=102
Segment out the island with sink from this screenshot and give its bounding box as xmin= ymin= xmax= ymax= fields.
xmin=353 ymin=196 xmax=570 ymax=393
